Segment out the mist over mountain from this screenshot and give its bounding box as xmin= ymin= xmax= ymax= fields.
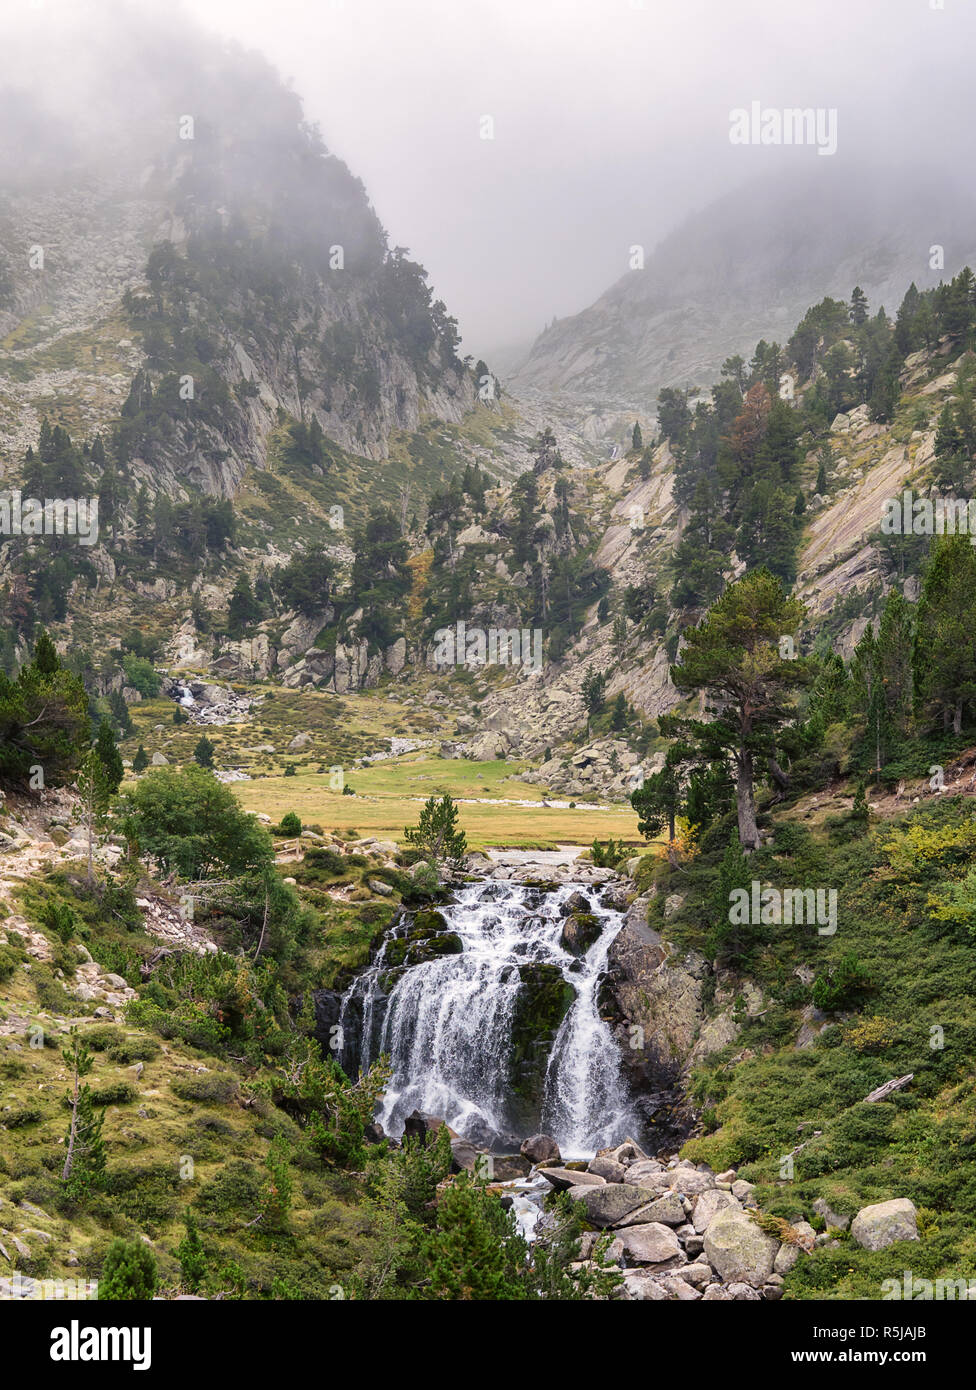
xmin=510 ymin=163 xmax=976 ymax=415
xmin=0 ymin=0 xmax=479 ymax=493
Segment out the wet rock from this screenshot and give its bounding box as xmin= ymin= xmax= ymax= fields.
xmin=403 ymin=1110 xmax=456 ymax=1145
xmin=520 ymin=1134 xmax=561 ymax=1165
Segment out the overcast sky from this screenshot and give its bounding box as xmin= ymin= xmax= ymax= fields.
xmin=7 ymin=0 xmax=976 ymax=358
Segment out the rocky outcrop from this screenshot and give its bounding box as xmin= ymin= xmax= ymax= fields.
xmin=603 ymin=894 xmax=708 ymax=1143
xmin=538 ymin=1141 xmax=809 ymax=1300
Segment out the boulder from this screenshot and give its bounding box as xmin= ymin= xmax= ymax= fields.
xmin=702 ymin=1209 xmax=779 ymax=1287
xmin=617 ymin=1193 xmax=686 ymax=1228
xmin=567 ymin=1183 xmax=650 ymax=1228
xmin=587 ymin=1155 xmax=628 ymax=1183
xmin=666 ymin=1169 xmax=715 ymax=1197
xmin=726 ymin=1281 xmax=762 ymax=1301
xmin=449 ymin=1138 xmax=479 ymax=1173
xmin=617 ymin=1222 xmax=683 ymax=1265
xmin=490 ymin=1155 xmax=531 ymax=1181
xmin=520 ymin=1134 xmax=561 ymax=1165
xmin=603 ymin=1138 xmax=650 ymax=1166
xmin=850 ymin=1199 xmax=919 ymax=1251
xmin=692 ymin=1188 xmax=740 ymax=1233
xmin=620 ymin=1274 xmax=671 ymax=1301
xmin=560 ymin=912 xmax=602 ymax=956
xmin=541 ymin=1167 xmax=606 ymax=1192
xmin=677 ymin=1262 xmax=714 ymax=1287
xmin=812 ymin=1196 xmax=851 ymax=1231
xmin=402 ymin=1110 xmax=456 ymax=1145
xmin=560 ymin=891 xmax=589 ymax=917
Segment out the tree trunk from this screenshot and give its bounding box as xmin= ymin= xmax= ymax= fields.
xmin=735 ymin=749 xmax=761 ymax=850
xmin=254 ymin=888 xmax=270 ymax=960
xmin=954 ymin=700 xmax=963 ymax=736
xmin=62 ymin=1068 xmax=79 ymax=1180
xmin=768 ymin=757 xmax=791 ymax=791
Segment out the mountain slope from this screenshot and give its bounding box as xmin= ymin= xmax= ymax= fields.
xmin=510 ymin=165 xmax=976 ymax=416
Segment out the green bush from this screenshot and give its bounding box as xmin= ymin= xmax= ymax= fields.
xmin=100 ymin=1237 xmax=159 ymax=1300
xmin=0 ymin=945 xmax=18 ymax=983
xmin=171 ymin=1074 xmax=239 ymax=1105
xmin=4 ymin=1106 xmax=43 ymax=1128
xmin=198 ymin=1159 xmax=262 ymax=1216
xmin=812 ymin=952 xmax=872 ymax=1011
xmin=84 ymin=1025 xmax=124 ymax=1052
xmin=86 ymin=1082 xmax=137 ymax=1107
xmin=107 ymin=1036 xmax=160 ymax=1064
xmin=277 ymin=812 xmax=302 ymax=836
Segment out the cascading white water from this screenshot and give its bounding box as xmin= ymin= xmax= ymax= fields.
xmin=340 ymin=879 xmax=638 ymax=1158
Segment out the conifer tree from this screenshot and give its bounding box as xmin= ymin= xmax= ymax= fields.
xmin=667 ymin=569 xmax=811 ymax=849
xmin=913 ymin=535 xmax=976 ymax=735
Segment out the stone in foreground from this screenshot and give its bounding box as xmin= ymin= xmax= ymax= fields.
xmin=617 ymin=1221 xmax=683 ymax=1265
xmin=568 ymin=1182 xmax=650 ymax=1228
xmin=702 ymin=1208 xmax=779 ymax=1287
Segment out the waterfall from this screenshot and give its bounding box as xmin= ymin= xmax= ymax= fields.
xmin=339 ymin=878 xmax=638 ymax=1159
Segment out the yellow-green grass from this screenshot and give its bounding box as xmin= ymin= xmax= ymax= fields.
xmin=120 ymin=687 xmax=448 ymax=777
xmin=0 ymin=960 xmax=372 ymax=1290
xmin=234 ymin=755 xmax=641 ymax=850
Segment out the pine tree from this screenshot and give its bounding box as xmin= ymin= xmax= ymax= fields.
xmin=631 ymin=421 xmax=643 ymax=452
xmin=228 ymin=574 xmax=261 ymax=636
xmin=61 ymin=1030 xmax=106 ymax=1197
xmin=176 ymin=1210 xmax=208 ymax=1292
xmin=913 ymin=535 xmax=976 ymax=735
xmin=94 ymin=718 xmax=124 ymax=794
xmin=193 ymin=735 xmax=215 ymax=769
xmin=404 ymin=794 xmax=467 ymax=869
xmin=815 ymin=447 xmax=830 ymax=496
xmin=101 ymin=1238 xmax=158 ymax=1300
xmin=713 ymin=833 xmax=754 ymax=962
xmin=850 ymin=285 xmax=869 ymax=326
xmin=631 ymin=743 xmax=691 ymax=844
xmin=581 ymin=670 xmax=607 ymax=716
xmin=132 ymin=744 xmax=149 ymax=773
xmin=668 ymin=569 xmax=811 ymax=849
xmin=418 ymin=1172 xmax=529 ymax=1300
xmin=77 ymin=748 xmax=113 ymax=884
xmin=33 ymin=627 xmax=60 ymax=676
xmin=610 ymin=691 xmax=628 ymax=731
xmin=108 ymin=689 xmax=133 ymax=737
xmin=850 ymin=624 xmax=888 ymax=783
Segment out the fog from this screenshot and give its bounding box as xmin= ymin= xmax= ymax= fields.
xmin=2 ymin=0 xmax=974 ymax=358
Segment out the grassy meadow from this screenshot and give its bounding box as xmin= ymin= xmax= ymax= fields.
xmin=233 ymin=755 xmax=641 ymax=850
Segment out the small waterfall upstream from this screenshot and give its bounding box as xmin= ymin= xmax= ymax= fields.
xmin=339 ymin=878 xmax=639 ymax=1159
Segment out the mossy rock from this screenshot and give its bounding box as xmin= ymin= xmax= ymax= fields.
xmin=411 ymin=909 xmax=448 ymax=936
xmin=559 ymin=912 xmax=602 ymax=956
xmin=508 ymin=963 xmax=576 ymax=1129
xmin=384 ymin=927 xmax=462 ymax=969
